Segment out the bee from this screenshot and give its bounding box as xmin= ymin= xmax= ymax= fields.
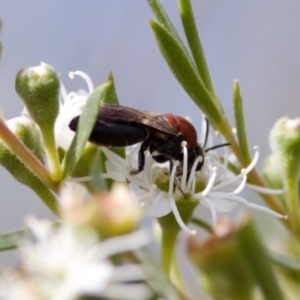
xmin=69 ymin=103 xmax=230 ymax=177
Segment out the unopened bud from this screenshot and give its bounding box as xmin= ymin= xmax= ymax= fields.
xmin=187 ymin=217 xmax=255 ymax=299
xmin=16 ymin=63 xmax=62 ymax=182
xmin=15 ymin=63 xmax=60 ymax=131
xmin=60 ymin=183 xmax=141 ymax=238
xmin=268 ymin=117 xmax=300 ymax=232
xmin=0 ymin=116 xmax=44 ymax=180
xmin=270 ymin=117 xmax=300 ymax=164
xmin=93 ymin=183 xmax=141 ymax=237
xmin=0 ymin=116 xmax=57 ymax=214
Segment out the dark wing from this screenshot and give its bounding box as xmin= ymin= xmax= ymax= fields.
xmin=98 ymin=103 xmax=179 ymax=136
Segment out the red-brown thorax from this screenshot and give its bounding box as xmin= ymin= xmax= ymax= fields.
xmin=164 ymin=114 xmax=198 ymax=149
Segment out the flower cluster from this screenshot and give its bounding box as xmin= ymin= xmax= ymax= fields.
xmin=0 ymin=216 xmax=152 ymax=300
xmin=59 ymin=71 xmax=287 ymax=235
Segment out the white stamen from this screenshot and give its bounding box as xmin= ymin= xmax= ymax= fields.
xmin=246 ymin=183 xmax=284 ymax=195
xmin=228 ymin=195 xmax=288 ymax=219
xmin=180 ymin=141 xmax=188 ymax=192
xmin=69 ymin=71 xmax=75 ymax=79
xmin=245 ymin=146 xmax=259 ymax=174
xmin=168 ymin=195 xmax=196 ymax=235
xmin=199 ymin=167 xmax=217 ymax=197
xmin=231 ymin=170 xmax=247 ymax=194
xmin=71 ymin=70 xmax=95 ymax=93
xmin=187 ymin=156 xmax=200 ymax=191
xmin=212 ymin=172 xmax=243 ymax=191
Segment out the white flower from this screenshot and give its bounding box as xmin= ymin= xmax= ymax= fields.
xmin=102 ymin=144 xmax=287 ymax=235
xmin=55 ymin=71 xmax=287 ymax=235
xmin=55 ymin=71 xmax=93 ymax=150
xmin=0 ymin=217 xmax=152 ymax=300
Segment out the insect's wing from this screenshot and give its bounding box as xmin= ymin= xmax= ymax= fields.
xmin=98 ymin=104 xmax=179 ymax=136
xmin=69 ymin=103 xmax=180 ymax=148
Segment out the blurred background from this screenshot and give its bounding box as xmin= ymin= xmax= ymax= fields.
xmin=0 ymin=0 xmax=300 ymax=265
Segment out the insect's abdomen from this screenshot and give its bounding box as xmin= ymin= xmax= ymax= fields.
xmin=69 ymin=116 xmax=148 ymax=147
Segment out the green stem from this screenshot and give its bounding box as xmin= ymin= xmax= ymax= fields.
xmin=170 ymin=256 xmax=186 ymax=296
xmin=161 ymin=230 xmax=178 ymax=274
xmin=41 ymin=127 xmax=62 ymax=182
xmin=29 ymin=179 xmax=58 ymax=215
xmin=0 ymin=118 xmax=57 ymax=192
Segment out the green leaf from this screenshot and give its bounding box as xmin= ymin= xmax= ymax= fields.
xmin=99 ymin=72 xmax=125 ymax=189
xmin=147 ymin=0 xmax=192 ymax=61
xmin=178 ymin=0 xmax=215 ymax=98
xmin=62 ymin=81 xmax=111 ymax=177
xmin=149 ymin=20 xmax=223 ymax=129
xmin=233 ymin=80 xmax=252 ymax=163
xmin=238 ymin=213 xmax=284 ymax=300
xmin=0 ymin=222 xmax=61 ymax=252
xmin=0 ymin=228 xmax=32 ymax=251
xmin=90 ymin=148 xmax=107 ymax=192
xmin=105 ymin=71 xmax=120 ymax=105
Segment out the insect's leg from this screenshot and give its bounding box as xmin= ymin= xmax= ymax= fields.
xmin=130 ymin=139 xmax=151 ymax=175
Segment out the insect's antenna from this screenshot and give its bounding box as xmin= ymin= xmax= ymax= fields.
xmin=205 ymin=142 xmax=232 ymax=153
xmin=203 ymin=117 xmax=209 ymax=148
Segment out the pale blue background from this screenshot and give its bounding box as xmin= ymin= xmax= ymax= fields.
xmin=0 ymin=1 xmax=300 ymax=265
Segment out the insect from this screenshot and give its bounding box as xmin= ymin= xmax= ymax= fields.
xmin=69 ymin=103 xmax=230 ymax=177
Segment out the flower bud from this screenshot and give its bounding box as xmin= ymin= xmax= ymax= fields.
xmin=270 ymin=118 xmax=300 ymax=162
xmin=262 ymin=154 xmax=285 ymax=202
xmin=268 ymin=117 xmax=300 ymax=232
xmin=262 ymin=154 xmax=283 ymax=189
xmin=187 ymin=217 xmax=255 ymax=299
xmin=15 ymin=63 xmax=60 ymax=131
xmin=16 ymin=63 xmax=62 ymax=182
xmin=60 ymin=183 xmax=142 ymax=238
xmin=7 ymin=116 xmax=44 ymax=163
xmin=0 ymin=116 xmax=57 ymax=213
xmin=0 ymin=116 xmax=44 ymax=176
